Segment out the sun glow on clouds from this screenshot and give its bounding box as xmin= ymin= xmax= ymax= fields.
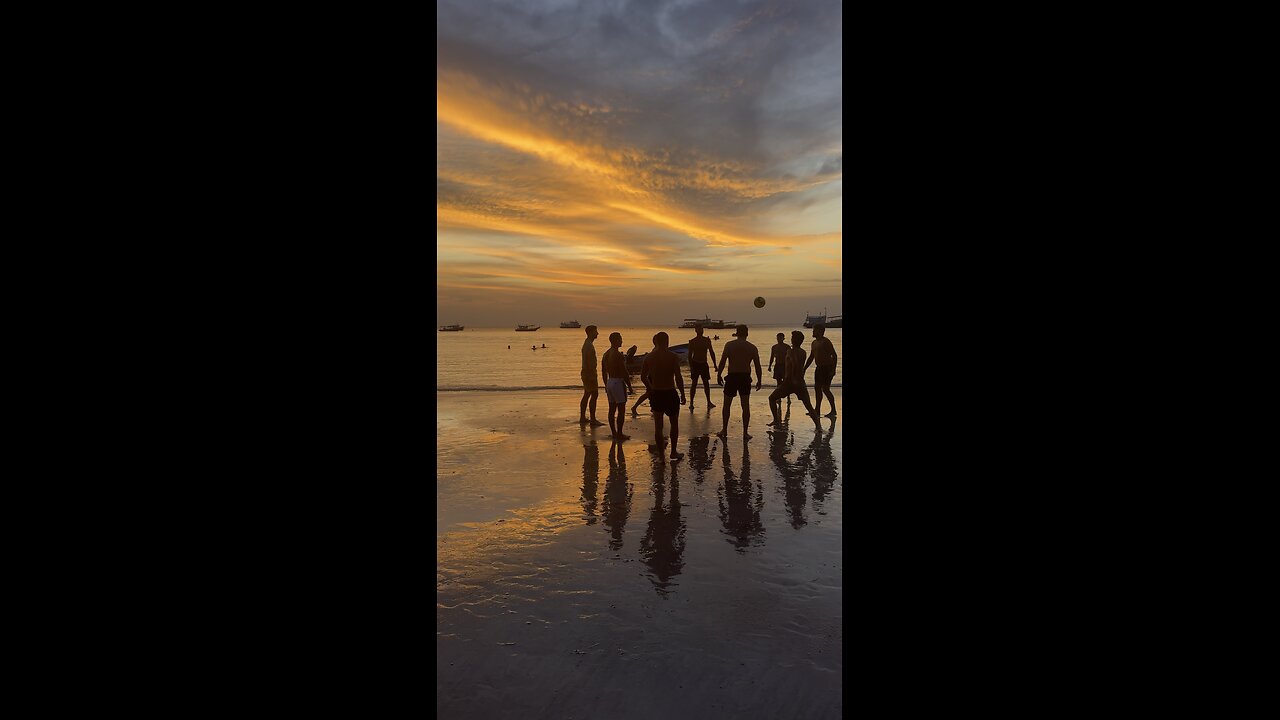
xmin=437 ymin=0 xmax=841 ymax=323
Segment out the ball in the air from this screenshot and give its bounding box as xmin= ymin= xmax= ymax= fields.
xmin=754 ymin=296 xmax=766 ymax=308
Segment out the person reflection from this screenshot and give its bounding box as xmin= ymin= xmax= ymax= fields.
xmin=717 ymin=438 xmax=765 ymax=551
xmin=767 ymin=426 xmax=810 ymax=529
xmin=602 ymin=440 xmax=633 ymax=551
xmin=809 ymin=418 xmax=838 ymax=511
xmin=581 ymin=440 xmax=599 ymax=525
xmin=688 ymin=434 xmax=715 ymax=485
xmin=640 ymin=454 xmax=686 ymax=596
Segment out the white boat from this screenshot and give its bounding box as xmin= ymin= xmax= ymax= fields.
xmin=559 ymin=320 xmax=582 ymax=328
xmin=515 ymin=324 xmax=541 ymax=332
xmin=624 ymin=344 xmax=690 ymax=372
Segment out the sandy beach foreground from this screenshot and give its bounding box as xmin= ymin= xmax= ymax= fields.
xmin=437 ymin=390 xmax=842 ymax=719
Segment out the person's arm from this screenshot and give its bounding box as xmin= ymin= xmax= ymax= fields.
xmin=803 ymin=345 xmax=815 ymax=372
xmin=601 ymin=350 xmax=610 ymax=385
xmin=640 ymin=356 xmax=652 ymax=389
xmin=676 ymin=362 xmax=686 ymax=403
xmin=716 ymin=346 xmax=726 ymax=382
xmin=767 ymin=346 xmax=774 ymax=371
xmin=829 ymin=343 xmax=838 ymax=366
xmin=708 ymin=342 xmax=718 ymax=371
xmin=753 ymin=347 xmax=762 ymax=390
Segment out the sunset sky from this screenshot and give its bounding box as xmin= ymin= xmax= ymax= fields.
xmin=437 ymin=0 xmax=842 ymax=327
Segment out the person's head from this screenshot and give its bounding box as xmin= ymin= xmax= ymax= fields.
xmin=609 ymin=331 xmax=622 ymax=347
xmin=791 ymin=330 xmax=805 ymax=346
xmin=812 ymin=323 xmax=825 ymax=338
xmin=734 ymin=324 xmax=748 ymax=338
xmin=776 ymin=333 xmax=785 ymax=343
xmin=586 ymin=325 xmax=598 ymax=340
xmin=694 ymin=324 xmax=704 ymax=336
xmin=653 ymin=331 xmax=669 ymax=348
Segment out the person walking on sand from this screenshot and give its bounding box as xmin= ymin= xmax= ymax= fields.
xmin=686 ymin=324 xmax=718 ymax=411
xmin=768 ymin=331 xmax=821 ymax=427
xmin=803 ymin=323 xmax=839 ymax=418
xmin=602 ymin=332 xmax=634 ymax=441
xmin=640 ymin=332 xmax=686 ymax=461
xmin=714 ymin=324 xmax=762 ymax=440
xmin=579 ymin=325 xmax=605 ymax=427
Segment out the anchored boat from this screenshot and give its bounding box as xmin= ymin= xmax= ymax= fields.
xmin=515 ymin=324 xmax=541 ymax=332
xmin=559 ymin=320 xmax=582 ymax=328
xmin=438 ymin=324 xmax=465 ymax=332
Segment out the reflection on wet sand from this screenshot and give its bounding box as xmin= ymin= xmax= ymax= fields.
xmin=640 ymin=454 xmax=686 ymax=596
xmin=810 ymin=419 xmax=838 ymax=511
xmin=718 ymin=439 xmax=765 ymax=551
xmin=687 ymin=434 xmax=716 ymax=484
xmin=767 ymin=426 xmax=810 ymax=529
xmin=603 ymin=440 xmax=633 ymax=551
xmin=581 ymin=441 xmax=599 ymax=525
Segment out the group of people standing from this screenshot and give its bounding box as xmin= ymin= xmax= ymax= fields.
xmin=578 ymin=323 xmax=839 ymax=460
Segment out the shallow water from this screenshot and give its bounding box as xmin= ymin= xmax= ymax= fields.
xmin=437 ymin=325 xmax=843 ymax=391
xmin=437 ymin=390 xmax=842 ymax=719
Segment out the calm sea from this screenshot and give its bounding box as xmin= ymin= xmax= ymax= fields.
xmin=436 ymin=325 xmax=843 ymax=391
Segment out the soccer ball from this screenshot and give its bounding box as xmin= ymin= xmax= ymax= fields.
xmin=754 ymin=296 xmax=766 ymax=308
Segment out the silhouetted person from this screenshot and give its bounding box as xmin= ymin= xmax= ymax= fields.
xmin=717 ymin=438 xmax=764 ymax=551
xmin=767 ymin=333 xmax=789 ymax=389
xmin=602 ymin=440 xmax=632 ymax=551
xmin=640 ymin=453 xmax=686 ymax=595
xmin=768 ymin=331 xmax=821 ymax=426
xmin=579 ymin=325 xmax=605 ymax=426
xmin=804 ymin=323 xmax=839 ymax=418
xmin=715 ymin=324 xmax=762 ymax=440
xmin=602 ymin=332 xmax=634 ymax=441
xmin=686 ymin=325 xmax=718 ymax=411
xmin=541 ymin=343 xmax=546 ymax=348
xmin=581 ymin=441 xmax=599 ymax=525
xmin=640 ymin=332 xmax=686 ymax=461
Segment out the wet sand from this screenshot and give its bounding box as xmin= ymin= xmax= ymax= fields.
xmin=437 ymin=389 xmax=842 ymax=719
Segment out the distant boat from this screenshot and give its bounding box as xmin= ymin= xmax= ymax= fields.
xmin=679 ymin=315 xmax=735 ymax=329
xmin=438 ymin=324 xmax=465 ymax=332
xmin=515 ymin=324 xmax=541 ymax=332
xmin=559 ymin=320 xmax=582 ymax=328
xmin=802 ymin=309 xmax=841 ymax=328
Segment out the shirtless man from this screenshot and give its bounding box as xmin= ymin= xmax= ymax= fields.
xmin=579 ymin=325 xmax=605 ymax=426
xmin=714 ymin=324 xmax=762 ymax=440
xmin=640 ymin=332 xmax=686 ymax=461
xmin=803 ymin=323 xmax=839 ymax=418
xmin=768 ymin=331 xmax=821 ymax=426
xmin=686 ymin=325 xmax=718 ymax=411
xmin=767 ymin=333 xmax=789 ymax=394
xmin=601 ymin=332 xmax=634 ymax=440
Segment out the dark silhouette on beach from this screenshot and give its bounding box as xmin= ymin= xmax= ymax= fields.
xmin=717 ymin=439 xmax=765 ymax=551
xmin=715 ymin=324 xmax=762 ymax=440
xmin=804 ymin=323 xmax=839 ymax=418
xmin=602 ymin=440 xmax=633 ymax=551
xmin=686 ymin=325 xmax=718 ymax=411
xmin=809 ymin=418 xmax=838 ymax=511
xmin=769 ymin=330 xmax=821 ymax=427
xmin=602 ymin=331 xmax=634 ymax=441
xmin=687 ymin=434 xmax=716 ymax=485
xmin=640 ymin=332 xmax=686 ymax=460
xmin=767 ymin=333 xmax=789 ymax=388
xmin=579 ymin=325 xmax=605 ymax=427
xmin=767 ymin=426 xmax=810 ymax=529
xmin=640 ymin=453 xmax=686 ymax=596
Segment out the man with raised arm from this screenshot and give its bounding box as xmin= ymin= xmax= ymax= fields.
xmin=715 ymin=324 xmax=762 ymax=440
xmin=686 ymin=324 xmax=718 ymax=411
xmin=640 ymin=332 xmax=686 ymax=461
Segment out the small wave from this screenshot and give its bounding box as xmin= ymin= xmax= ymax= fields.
xmin=437 ymin=384 xmax=843 ymax=392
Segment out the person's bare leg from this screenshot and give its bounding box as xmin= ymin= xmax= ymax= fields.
xmin=822 ymin=384 xmax=836 ymax=417
xmin=767 ymin=389 xmax=782 ymax=426
xmin=669 ymin=413 xmax=683 ymax=460
xmin=580 ymin=391 xmax=590 ymax=422
xmin=703 ymin=382 xmax=714 ymax=408
xmin=652 ymin=412 xmax=666 ymax=451
xmin=588 ymin=392 xmax=604 ymax=426
xmin=631 ymin=392 xmax=648 ymax=415
xmin=718 ymin=395 xmax=731 ymax=438
xmin=614 ymin=402 xmax=629 ymax=440
xmin=740 ymin=393 xmax=752 ymax=440
xmin=813 ymin=384 xmax=824 ymax=417
xmin=797 ymin=386 xmax=821 ymax=423
xmin=688 ymin=374 xmax=699 ymax=410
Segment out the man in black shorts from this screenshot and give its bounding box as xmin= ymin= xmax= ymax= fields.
xmin=686 ymin=324 xmax=718 ymax=411
xmin=640 ymin=332 xmax=687 ymax=461
xmin=803 ymin=323 xmax=839 ymax=418
xmin=768 ymin=331 xmax=821 ymax=426
xmin=714 ymin=324 xmax=762 ymax=440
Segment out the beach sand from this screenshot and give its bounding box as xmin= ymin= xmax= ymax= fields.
xmin=437 ymin=389 xmax=842 ymax=719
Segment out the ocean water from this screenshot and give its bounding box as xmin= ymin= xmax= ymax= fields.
xmin=436 ymin=325 xmax=843 ymax=391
